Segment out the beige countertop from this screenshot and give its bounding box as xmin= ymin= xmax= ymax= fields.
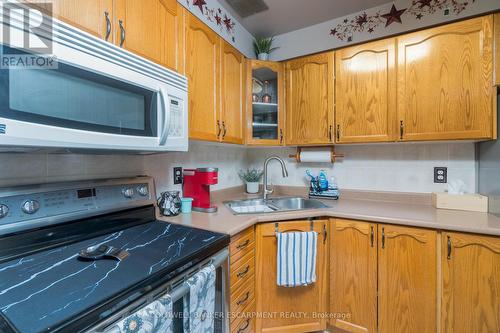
xmin=157 ymin=186 xmax=500 ymax=237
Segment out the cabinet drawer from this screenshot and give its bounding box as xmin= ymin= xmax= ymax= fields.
xmin=230 ymin=300 xmax=255 ymax=333
xmin=230 ymin=227 xmax=255 ymax=265
xmin=230 ymin=277 xmax=255 ymax=321
xmin=230 ymin=251 xmax=254 ymax=292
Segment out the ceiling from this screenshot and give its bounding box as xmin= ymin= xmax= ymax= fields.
xmin=220 ymin=0 xmax=390 ymax=37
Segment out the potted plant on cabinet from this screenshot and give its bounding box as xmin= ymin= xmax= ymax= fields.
xmin=253 ymin=37 xmax=279 ymax=61
xmin=239 ymin=169 xmax=264 ymax=194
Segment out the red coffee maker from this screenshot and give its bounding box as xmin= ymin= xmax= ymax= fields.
xmin=182 ymin=168 xmax=218 ymax=213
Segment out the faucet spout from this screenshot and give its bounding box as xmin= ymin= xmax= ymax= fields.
xmin=263 ymin=156 xmax=289 ymax=201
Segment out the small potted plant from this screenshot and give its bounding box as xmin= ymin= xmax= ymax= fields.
xmin=253 ymin=36 xmax=279 ymax=61
xmin=239 ymin=169 xmax=264 ymax=194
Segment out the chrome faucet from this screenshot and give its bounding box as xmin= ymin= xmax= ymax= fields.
xmin=263 ymin=156 xmax=289 ymax=201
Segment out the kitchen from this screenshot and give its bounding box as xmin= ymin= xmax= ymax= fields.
xmin=0 ymin=0 xmax=499 ymax=332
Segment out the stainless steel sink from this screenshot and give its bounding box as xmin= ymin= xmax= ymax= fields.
xmin=224 ymin=197 xmax=329 ymax=215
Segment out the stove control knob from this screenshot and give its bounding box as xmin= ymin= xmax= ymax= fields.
xmin=137 ymin=185 xmax=149 ymax=197
xmin=122 ymin=188 xmax=134 ymax=198
xmin=21 ymin=200 xmax=40 ymax=214
xmin=0 ymin=204 xmax=9 ymax=218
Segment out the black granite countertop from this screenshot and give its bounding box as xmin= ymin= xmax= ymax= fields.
xmin=0 ymin=221 xmax=228 ymax=333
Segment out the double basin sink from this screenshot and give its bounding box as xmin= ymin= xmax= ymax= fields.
xmin=224 ymin=197 xmax=329 ymax=215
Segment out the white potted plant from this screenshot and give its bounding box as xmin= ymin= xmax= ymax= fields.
xmin=253 ymin=36 xmax=279 ymax=61
xmin=239 ymin=169 xmax=264 ymax=194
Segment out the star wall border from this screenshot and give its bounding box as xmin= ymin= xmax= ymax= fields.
xmin=329 ymin=0 xmax=475 ymax=42
xmin=187 ymin=0 xmax=236 ymax=42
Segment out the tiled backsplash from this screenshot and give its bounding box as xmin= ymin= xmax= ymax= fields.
xmin=0 ymin=142 xmax=477 ymax=194
xmin=246 ymin=143 xmax=477 ymax=194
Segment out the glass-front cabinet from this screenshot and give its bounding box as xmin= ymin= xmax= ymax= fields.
xmin=246 ymin=60 xmax=285 ymax=145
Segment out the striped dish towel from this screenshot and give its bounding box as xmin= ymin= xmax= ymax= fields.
xmin=276 ymin=231 xmax=318 ymax=287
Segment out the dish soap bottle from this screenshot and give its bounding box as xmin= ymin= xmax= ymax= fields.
xmin=318 ymin=170 xmax=328 ymax=191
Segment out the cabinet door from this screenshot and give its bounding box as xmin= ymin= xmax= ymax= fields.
xmin=397 ymin=15 xmax=494 ymax=141
xmin=255 ymin=220 xmax=328 ymax=333
xmin=330 ymin=219 xmax=377 ymax=333
xmin=285 ymin=52 xmax=335 ymax=145
xmin=442 ymin=232 xmax=500 ymax=333
xmin=378 ymin=225 xmax=437 ymax=333
xmin=221 ymin=41 xmax=245 ymax=144
xmin=49 ymin=0 xmax=113 ymax=40
xmin=185 ymin=13 xmax=221 ymax=141
xmin=114 ymin=0 xmax=181 ymax=69
xmin=246 ymin=60 xmax=285 ymax=146
xmin=335 ymin=38 xmax=397 ymax=143
xmin=495 ymin=13 xmax=500 ymax=86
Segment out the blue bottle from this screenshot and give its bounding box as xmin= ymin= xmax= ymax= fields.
xmin=318 ymin=170 xmax=328 ymax=191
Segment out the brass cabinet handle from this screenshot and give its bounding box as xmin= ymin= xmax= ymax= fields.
xmin=104 ymin=12 xmax=111 ymax=41
xmin=370 ymin=226 xmax=374 ymax=247
xmin=236 ymin=239 xmax=249 ymax=250
xmin=222 ymin=121 xmax=227 ymax=139
xmin=381 ymin=227 xmax=385 ymax=249
xmin=336 ymin=124 xmax=340 ymax=141
xmin=119 ymin=20 xmax=126 ymax=47
xmin=216 ymin=120 xmax=222 ymax=138
xmin=237 ymin=265 xmax=250 ymax=278
xmin=400 ymin=120 xmax=404 ymax=140
xmin=447 ymin=236 xmax=452 ymax=260
xmin=237 ymin=319 xmax=250 ymax=333
xmin=279 ymin=129 xmax=284 ymax=144
xmin=236 ymin=291 xmax=250 ymax=306
xmin=329 ymin=125 xmax=333 ymax=142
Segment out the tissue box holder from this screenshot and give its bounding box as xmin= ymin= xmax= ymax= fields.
xmin=432 ymin=192 xmax=488 ymax=212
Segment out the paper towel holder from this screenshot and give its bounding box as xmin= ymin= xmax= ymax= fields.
xmin=288 ymin=146 xmax=344 ymax=163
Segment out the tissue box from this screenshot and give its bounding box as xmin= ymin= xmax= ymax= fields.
xmin=431 ymin=192 xmax=488 ymax=212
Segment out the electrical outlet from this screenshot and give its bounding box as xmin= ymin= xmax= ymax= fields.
xmin=173 ymin=167 xmax=183 ymax=184
xmin=434 ymin=167 xmax=447 ymax=183
xmin=443 ymin=8 xmax=450 ymax=16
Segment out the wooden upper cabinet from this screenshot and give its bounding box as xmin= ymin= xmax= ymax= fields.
xmin=220 ymin=41 xmax=245 ymax=144
xmin=185 ymin=13 xmax=221 ymax=141
xmin=285 ymin=52 xmax=335 ymax=145
xmin=397 ymin=15 xmax=494 ymax=141
xmin=378 ymin=225 xmax=437 ymax=333
xmin=335 ymin=38 xmax=397 ymax=143
xmin=255 ymin=220 xmax=328 ymax=333
xmin=442 ymin=232 xmax=500 ymax=333
xmin=495 ymin=13 xmax=500 ymax=86
xmin=330 ymin=219 xmax=377 ymax=333
xmin=114 ymin=0 xmax=182 ymax=70
xmin=246 ymin=60 xmax=285 ymax=146
xmin=49 ymin=0 xmax=113 ymax=40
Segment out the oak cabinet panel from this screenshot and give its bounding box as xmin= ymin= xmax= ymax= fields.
xmin=329 ymin=219 xmax=377 ymax=333
xmin=255 ymin=220 xmax=328 ymax=333
xmin=495 ymin=13 xmax=500 ymax=86
xmin=185 ymin=13 xmax=221 ymax=141
xmin=378 ymin=225 xmax=437 ymax=333
xmin=221 ymin=41 xmax=245 ymax=144
xmin=442 ymin=232 xmax=500 ymax=333
xmin=49 ymin=0 xmax=113 ymax=40
xmin=285 ymin=52 xmax=335 ymax=145
xmin=397 ymin=15 xmax=494 ymax=141
xmin=335 ymin=38 xmax=397 ymax=143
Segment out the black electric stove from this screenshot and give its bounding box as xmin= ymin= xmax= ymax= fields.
xmin=0 ymin=177 xmax=229 ymax=333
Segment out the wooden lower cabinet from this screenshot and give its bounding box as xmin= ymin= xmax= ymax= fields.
xmin=255 ymin=220 xmax=328 ymax=333
xmin=329 ymin=219 xmax=377 ymax=333
xmin=442 ymin=232 xmax=500 ymax=333
xmin=378 ymin=224 xmax=437 ymax=333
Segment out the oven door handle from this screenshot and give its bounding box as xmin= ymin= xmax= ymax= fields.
xmin=158 ymin=88 xmax=170 ymax=146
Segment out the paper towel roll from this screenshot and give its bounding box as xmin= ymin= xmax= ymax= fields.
xmin=299 ymin=150 xmax=332 ymax=163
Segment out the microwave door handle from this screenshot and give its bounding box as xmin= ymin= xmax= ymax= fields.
xmin=159 ymin=88 xmax=170 ymax=146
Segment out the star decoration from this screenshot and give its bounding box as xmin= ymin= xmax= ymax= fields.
xmin=416 ymin=13 xmax=423 ymax=19
xmin=215 ymin=13 xmax=222 ymax=25
xmin=417 ymin=0 xmax=432 ymax=8
xmin=355 ymin=13 xmax=368 ymax=26
xmin=223 ymin=15 xmax=233 ymax=31
xmin=330 ymin=28 xmax=337 ymax=36
xmin=381 ymin=4 xmax=406 ymax=27
xmin=368 ymin=27 xmax=374 ymax=33
xmin=192 ymin=0 xmax=206 ymax=13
